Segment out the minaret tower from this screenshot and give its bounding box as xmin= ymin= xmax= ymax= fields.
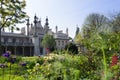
xmin=34 ymin=15 xmax=37 ymax=37
xmin=26 ymin=18 xmax=30 ymax=36
xmin=45 ymin=17 xmax=49 ymax=26
xmin=33 ymin=14 xmax=40 ymax=56
xmin=66 ymin=28 xmax=68 ymax=36
xmin=55 ymin=26 xmax=58 ymax=33
xmin=44 ymin=17 xmax=49 ymax=34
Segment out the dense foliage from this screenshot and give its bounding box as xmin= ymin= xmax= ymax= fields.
xmin=0 ymin=53 xmax=119 ymax=80
xmin=65 ymin=43 xmax=78 ymax=54
xmin=42 ymin=34 xmax=56 ymax=52
xmin=0 ymin=0 xmax=27 ymax=31
xmin=74 ymin=12 xmax=120 ymax=80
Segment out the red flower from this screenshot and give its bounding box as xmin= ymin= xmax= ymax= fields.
xmin=110 ymin=55 xmax=118 ymax=67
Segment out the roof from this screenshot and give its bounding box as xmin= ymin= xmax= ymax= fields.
xmin=1 ymin=31 xmax=28 ymax=38
xmin=54 ymin=32 xmax=69 ymax=40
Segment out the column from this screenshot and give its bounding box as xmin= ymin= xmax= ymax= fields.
xmin=33 ymin=15 xmax=40 ymax=56
xmin=43 ymin=47 xmax=46 ymax=55
xmin=5 ymin=46 xmax=7 ymax=51
xmin=22 ymin=47 xmax=24 ymax=56
xmin=14 ymin=46 xmax=16 ymax=55
xmin=33 ymin=37 xmax=40 ymax=56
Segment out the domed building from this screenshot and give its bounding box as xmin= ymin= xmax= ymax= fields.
xmin=1 ymin=15 xmax=69 ymax=56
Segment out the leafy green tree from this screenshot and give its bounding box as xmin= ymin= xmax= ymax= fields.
xmin=81 ymin=13 xmax=110 ymax=57
xmin=82 ymin=13 xmax=120 ymax=55
xmin=82 ymin=13 xmax=109 ymax=39
xmin=42 ymin=34 xmax=56 ymax=52
xmin=0 ymin=0 xmax=27 ymax=31
xmin=110 ymin=12 xmax=120 ymax=33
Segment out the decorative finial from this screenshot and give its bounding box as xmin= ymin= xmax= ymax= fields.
xmin=45 ymin=16 xmax=49 ymax=26
xmin=26 ymin=18 xmax=30 ymax=26
xmin=34 ymin=14 xmax=37 ymax=24
xmin=33 ymin=14 xmax=38 ymax=37
xmin=31 ymin=23 xmax=33 ymax=27
xmin=26 ymin=18 xmax=30 ymax=36
xmin=66 ymin=28 xmax=68 ymax=36
xmin=56 ymin=25 xmax=58 ymax=33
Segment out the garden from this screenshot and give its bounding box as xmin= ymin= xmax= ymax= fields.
xmin=0 ymin=49 xmax=120 ymax=80
xmin=1 ymin=15 xmax=120 ymax=79
xmin=0 ymin=1 xmax=120 ymax=79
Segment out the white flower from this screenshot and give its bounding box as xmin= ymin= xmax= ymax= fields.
xmin=35 ymin=63 xmax=40 ymax=67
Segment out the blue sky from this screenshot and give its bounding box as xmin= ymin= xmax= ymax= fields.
xmin=24 ymin=0 xmax=120 ymax=38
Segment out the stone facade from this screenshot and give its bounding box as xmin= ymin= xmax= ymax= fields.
xmin=1 ymin=15 xmax=69 ymax=56
xmin=54 ymin=26 xmax=69 ymax=50
xmin=1 ymin=32 xmax=34 ymax=56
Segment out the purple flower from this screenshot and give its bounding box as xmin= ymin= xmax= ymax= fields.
xmin=2 ymin=52 xmax=10 ymax=58
xmin=20 ymin=62 xmax=27 ymax=67
xmin=9 ymin=56 xmax=17 ymax=64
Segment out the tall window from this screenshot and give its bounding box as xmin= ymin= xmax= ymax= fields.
xmin=58 ymin=40 xmax=60 ymax=46
xmin=62 ymin=41 xmax=64 ymax=45
xmin=1 ymin=37 xmax=4 ymax=42
xmin=4 ymin=37 xmax=8 ymax=43
xmin=30 ymin=39 xmax=32 ymax=43
xmin=12 ymin=38 xmax=16 ymax=43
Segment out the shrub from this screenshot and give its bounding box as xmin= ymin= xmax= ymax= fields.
xmin=65 ymin=43 xmax=78 ymax=54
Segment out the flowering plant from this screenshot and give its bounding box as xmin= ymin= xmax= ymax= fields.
xmin=110 ymin=54 xmax=118 ymax=67
xmin=20 ymin=62 xmax=27 ymax=67
xmin=2 ymin=52 xmax=10 ymax=58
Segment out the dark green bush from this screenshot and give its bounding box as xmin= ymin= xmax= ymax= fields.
xmin=65 ymin=43 xmax=78 ymax=54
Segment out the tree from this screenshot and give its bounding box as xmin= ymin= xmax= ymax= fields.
xmin=42 ymin=34 xmax=56 ymax=52
xmin=0 ymin=0 xmax=27 ymax=31
xmin=81 ymin=13 xmax=112 ymax=58
xmin=82 ymin=13 xmax=109 ymax=38
xmin=110 ymin=12 xmax=120 ymax=33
